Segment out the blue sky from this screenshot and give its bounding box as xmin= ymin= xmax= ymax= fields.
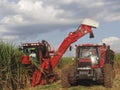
xmin=0 ymin=0 xmax=120 ymax=56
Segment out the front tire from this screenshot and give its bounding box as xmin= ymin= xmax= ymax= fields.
xmin=61 ymin=63 xmax=77 ymax=88
xmin=103 ymin=64 xmax=114 ymax=88
xmin=68 ymin=64 xmax=77 ymax=85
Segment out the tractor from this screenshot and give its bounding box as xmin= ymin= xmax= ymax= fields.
xmin=61 ymin=44 xmax=115 ymax=88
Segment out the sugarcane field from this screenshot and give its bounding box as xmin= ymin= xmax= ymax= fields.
xmin=0 ymin=0 xmax=120 ymax=90
xmin=0 ymin=41 xmax=120 ymax=90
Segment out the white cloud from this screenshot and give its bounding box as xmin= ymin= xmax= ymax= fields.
xmin=1 ymin=0 xmax=78 ymax=26
xmin=18 ymin=0 xmax=57 ymax=20
xmin=102 ymin=37 xmax=120 ymax=53
xmin=1 ymin=15 xmax=24 ymax=25
xmin=104 ymin=14 xmax=120 ymax=22
xmin=0 ymin=0 xmax=120 ymax=42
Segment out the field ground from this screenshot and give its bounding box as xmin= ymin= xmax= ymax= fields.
xmin=24 ymin=56 xmax=120 ymax=90
xmin=24 ymin=69 xmax=120 ymax=90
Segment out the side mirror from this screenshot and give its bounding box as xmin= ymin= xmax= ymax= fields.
xmin=103 ymin=43 xmax=106 ymax=48
xmin=69 ymin=46 xmax=72 ymax=51
xmin=89 ymin=32 xmax=94 ymax=38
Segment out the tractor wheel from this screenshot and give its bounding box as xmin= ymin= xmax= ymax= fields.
xmin=112 ymin=69 xmax=115 ymax=79
xmin=103 ymin=64 xmax=114 ymax=88
xmin=61 ymin=69 xmax=70 ymax=88
xmin=61 ymin=63 xmax=77 ymax=88
xmin=68 ymin=63 xmax=77 ymax=85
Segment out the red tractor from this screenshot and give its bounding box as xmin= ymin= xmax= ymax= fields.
xmin=20 ymin=18 xmax=100 ymax=87
xmin=61 ymin=44 xmax=115 ymax=88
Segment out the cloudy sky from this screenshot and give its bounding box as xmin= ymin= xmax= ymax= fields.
xmin=0 ymin=0 xmax=120 ymax=55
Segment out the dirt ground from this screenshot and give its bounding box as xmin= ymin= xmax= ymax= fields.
xmin=24 ymin=68 xmax=120 ymax=90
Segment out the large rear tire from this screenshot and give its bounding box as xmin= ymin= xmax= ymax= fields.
xmin=61 ymin=63 xmax=77 ymax=88
xmin=68 ymin=63 xmax=77 ymax=85
xmin=103 ymin=64 xmax=114 ymax=88
xmin=61 ymin=69 xmax=70 ymax=88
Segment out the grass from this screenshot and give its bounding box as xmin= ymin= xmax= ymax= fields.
xmin=0 ymin=41 xmax=31 ymax=90
xmin=57 ymin=57 xmax=75 ymax=69
xmin=114 ymin=54 xmax=120 ymax=68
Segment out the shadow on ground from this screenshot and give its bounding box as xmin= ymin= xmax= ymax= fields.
xmin=74 ymin=79 xmax=102 ymax=87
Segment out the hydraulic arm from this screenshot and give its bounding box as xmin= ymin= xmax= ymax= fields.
xmin=32 ymin=18 xmax=99 ymax=86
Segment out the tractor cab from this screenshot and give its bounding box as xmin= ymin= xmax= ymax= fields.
xmin=77 ymin=44 xmax=100 ymax=68
xmin=76 ymin=44 xmax=101 ymax=80
xmin=78 ymin=44 xmax=100 ymax=66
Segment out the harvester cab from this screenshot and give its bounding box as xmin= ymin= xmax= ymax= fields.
xmin=20 ymin=40 xmax=53 ymax=64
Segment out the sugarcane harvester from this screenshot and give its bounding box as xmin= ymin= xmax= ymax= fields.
xmin=20 ymin=18 xmax=99 ymax=87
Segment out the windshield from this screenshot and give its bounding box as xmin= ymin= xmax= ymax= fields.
xmin=79 ymin=46 xmax=99 ymax=58
xmin=23 ymin=47 xmax=36 ymax=55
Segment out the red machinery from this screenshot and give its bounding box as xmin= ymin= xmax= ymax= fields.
xmin=21 ymin=18 xmax=99 ymax=87
xmin=61 ymin=44 xmax=115 ymax=88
